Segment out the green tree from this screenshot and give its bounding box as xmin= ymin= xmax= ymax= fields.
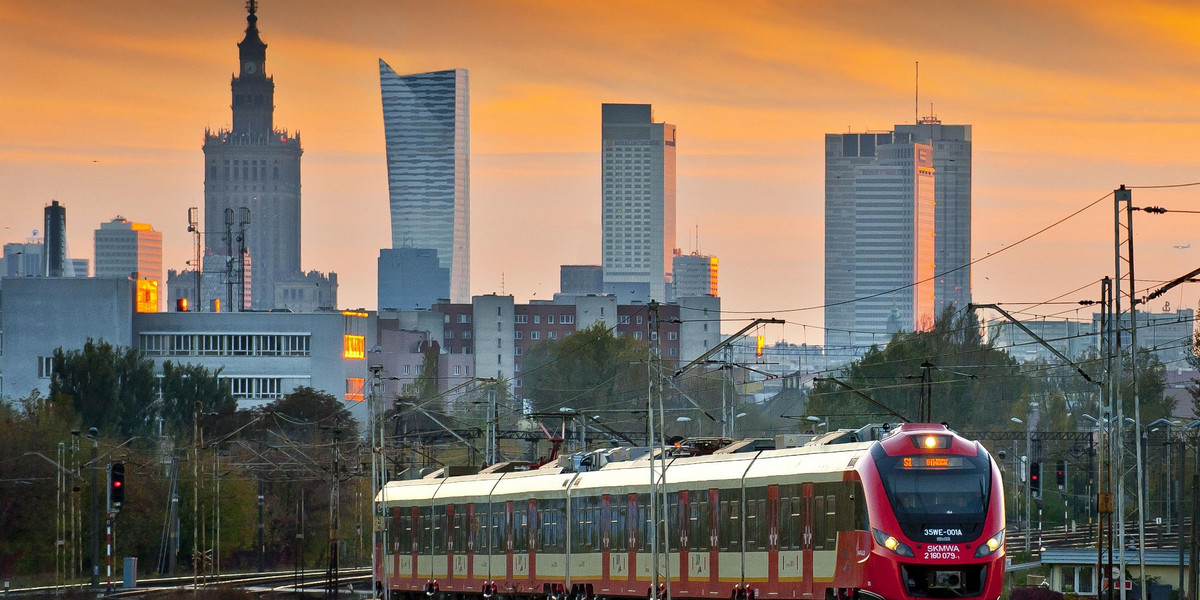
xmin=49 ymin=339 xmax=158 ymax=437
xmin=521 ymin=322 xmax=650 ymax=424
xmin=159 ymin=361 xmax=237 ymax=436
xmin=807 ymin=308 xmax=1028 ymax=431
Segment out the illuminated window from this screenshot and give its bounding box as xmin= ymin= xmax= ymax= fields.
xmin=343 ymin=335 xmax=366 ymax=359
xmin=345 ymin=378 xmax=365 ymax=402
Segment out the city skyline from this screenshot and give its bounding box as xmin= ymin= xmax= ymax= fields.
xmin=4 ymin=2 xmax=1200 ymax=344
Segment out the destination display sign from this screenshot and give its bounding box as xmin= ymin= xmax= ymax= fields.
xmin=899 ymin=456 xmax=965 ymax=469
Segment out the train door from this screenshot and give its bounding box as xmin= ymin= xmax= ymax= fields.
xmin=767 ymin=485 xmax=780 ymax=586
xmin=802 ymin=483 xmax=814 ymax=597
xmin=447 ymin=504 xmax=457 ymax=582
xmin=528 ymin=498 xmax=538 ymax=583
xmin=708 ymin=488 xmax=720 ymax=590
xmin=601 ymin=494 xmax=611 ymax=582
xmin=679 ymin=491 xmax=690 ymax=588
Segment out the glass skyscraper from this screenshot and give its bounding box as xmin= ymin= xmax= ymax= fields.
xmin=379 ymin=62 xmax=470 ymax=303
xmin=601 ymin=103 xmax=676 ymax=302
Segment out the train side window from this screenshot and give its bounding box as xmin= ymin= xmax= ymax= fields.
xmin=452 ymin=507 xmax=467 ymax=553
xmin=745 ymin=486 xmax=766 ymax=551
xmin=513 ymin=506 xmax=529 ymax=552
xmin=780 ymin=485 xmax=801 ymax=551
xmin=824 ymin=495 xmax=837 ymax=549
xmin=812 ymin=496 xmax=825 ymax=550
xmin=718 ymin=488 xmax=741 ymax=552
xmin=637 ymin=493 xmax=652 ymax=551
xmin=473 ymin=504 xmax=489 ymax=554
xmin=667 ymin=493 xmax=681 ymax=551
xmin=490 ymin=505 xmax=504 ymax=553
xmin=687 ymin=491 xmax=703 ymax=552
xmin=419 ymin=511 xmax=432 ymax=554
xmin=433 ymin=506 xmax=447 ymax=554
xmin=610 ymin=499 xmax=627 ymax=552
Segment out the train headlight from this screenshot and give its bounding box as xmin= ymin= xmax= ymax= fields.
xmin=872 ymin=528 xmax=914 ymax=557
xmin=974 ymin=529 xmax=1005 ymax=557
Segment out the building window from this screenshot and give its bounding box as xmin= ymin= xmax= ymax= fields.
xmin=531 ymin=331 xmax=540 ymax=340
xmin=534 ymin=315 xmax=541 ymax=324
xmin=650 ymin=332 xmax=658 ymax=341
xmin=37 ymin=356 xmax=54 ymax=379
xmin=634 ymin=331 xmax=642 ymax=340
xmin=345 ymin=378 xmax=365 ymax=402
xmin=668 ymin=347 xmax=677 ymax=357
xmin=464 ymin=346 xmax=472 ymax=354
xmin=637 ymin=315 xmax=643 ymax=325
xmin=547 ymin=315 xmax=555 ymax=324
xmin=515 ymin=315 xmax=528 ymax=324
xmin=403 ymin=364 xmax=410 ymax=375
xmin=619 ymin=316 xmax=630 ymax=325
xmin=343 ymin=335 xmax=366 ymax=359
xmin=514 ymin=347 xmax=522 ymax=356
xmin=497 ymin=339 xmax=502 ymax=348
xmin=458 ymin=314 xmax=471 ymax=324
xmin=445 ymin=330 xmax=454 ymax=339
xmin=226 ymin=377 xmax=283 ymax=400
xmin=514 ymin=362 xmax=520 ymax=372
xmin=668 ymin=332 xmax=678 ymax=341
xmin=548 ymin=331 xmax=557 ymax=340
xmin=560 ymin=315 xmax=574 ymax=324
xmin=454 ymin=365 xmax=461 ymax=376
xmin=463 ymin=331 xmax=472 ymax=339
xmin=515 ymin=331 xmax=523 ymax=340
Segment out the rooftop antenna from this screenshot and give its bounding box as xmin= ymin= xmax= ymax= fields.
xmin=914 ymin=61 xmax=919 ymax=125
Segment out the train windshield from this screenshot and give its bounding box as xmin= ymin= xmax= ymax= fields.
xmin=870 ymin=444 xmax=992 ymax=543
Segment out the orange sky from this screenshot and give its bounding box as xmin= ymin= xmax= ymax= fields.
xmin=3 ymin=0 xmax=1200 ymax=344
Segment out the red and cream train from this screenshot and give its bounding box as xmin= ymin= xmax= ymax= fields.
xmin=375 ymin=423 xmax=1005 ymax=600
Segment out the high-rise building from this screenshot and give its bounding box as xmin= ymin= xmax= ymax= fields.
xmin=824 ymin=133 xmax=935 ymax=349
xmin=202 ymin=1 xmax=303 ymax=309
xmin=94 ymin=217 xmax=163 ymax=284
xmin=378 ymin=247 xmax=449 ymax=311
xmin=671 ymin=252 xmax=718 ymax=300
xmin=894 ymin=121 xmax=972 ymax=315
xmin=601 ymin=103 xmax=676 ymax=302
xmin=559 ymin=265 xmax=603 ymax=296
xmin=44 ymin=200 xmax=66 ymax=277
xmin=379 ymin=62 xmax=470 ymax=303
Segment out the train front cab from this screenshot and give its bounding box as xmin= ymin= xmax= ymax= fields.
xmin=858 ymin=425 xmax=1005 ymax=600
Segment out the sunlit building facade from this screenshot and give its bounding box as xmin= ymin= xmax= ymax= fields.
xmin=895 ymin=121 xmax=972 ymax=315
xmin=824 ymin=133 xmax=935 ymax=350
xmin=601 ymin=103 xmax=676 ymax=302
xmin=379 ymin=63 xmax=470 ymax=303
xmin=94 ymin=217 xmax=163 ymax=308
xmin=671 ymin=252 xmax=718 ymax=300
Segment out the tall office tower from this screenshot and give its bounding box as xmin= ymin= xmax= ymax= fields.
xmin=44 ymin=200 xmax=66 ymax=277
xmin=379 ymin=62 xmax=470 ymax=303
xmin=824 ymin=133 xmax=935 ymax=349
xmin=202 ymin=1 xmax=303 ymax=309
xmin=378 ymin=247 xmax=449 ymax=311
xmin=671 ymin=252 xmax=718 ymax=300
xmin=94 ymin=217 xmax=163 ymax=283
xmin=894 ymin=120 xmax=972 ymax=314
xmin=601 ymin=104 xmax=676 ymax=301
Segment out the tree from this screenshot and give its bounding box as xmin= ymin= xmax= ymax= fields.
xmin=49 ymin=339 xmax=158 ymax=437
xmin=521 ymin=322 xmax=650 ymax=428
xmin=807 ymin=308 xmax=1028 ymax=431
xmin=159 ymin=361 xmax=237 ymax=436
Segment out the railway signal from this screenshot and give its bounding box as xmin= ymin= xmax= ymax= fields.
xmin=1055 ymin=460 xmax=1066 ymax=489
xmin=1030 ymin=462 xmax=1041 ymax=498
xmin=107 ymin=461 xmax=124 ymax=514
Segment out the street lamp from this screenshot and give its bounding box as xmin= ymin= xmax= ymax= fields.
xmin=676 ymin=416 xmax=698 ymax=439
xmin=1012 ymin=417 xmax=1032 ymax=551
